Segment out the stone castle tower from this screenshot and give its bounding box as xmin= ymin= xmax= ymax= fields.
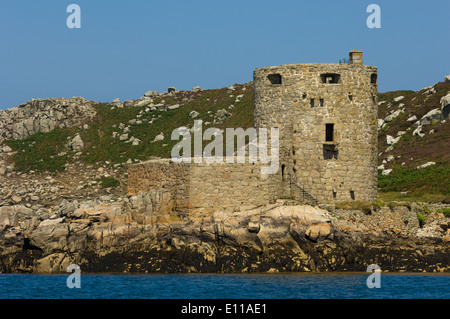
xmin=253 ymin=50 xmax=378 ymax=203
xmin=128 ymin=50 xmax=379 ymax=215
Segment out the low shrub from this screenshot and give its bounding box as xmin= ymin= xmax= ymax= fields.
xmin=437 ymin=207 xmax=450 ymax=218
xmin=96 ymin=177 xmax=120 ymax=188
xmin=417 ymin=213 xmax=426 ymax=228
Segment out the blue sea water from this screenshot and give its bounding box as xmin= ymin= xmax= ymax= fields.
xmin=0 ymin=273 xmax=449 ymax=299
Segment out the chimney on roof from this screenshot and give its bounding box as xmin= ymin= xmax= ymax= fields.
xmin=349 ymin=50 xmax=363 ymax=65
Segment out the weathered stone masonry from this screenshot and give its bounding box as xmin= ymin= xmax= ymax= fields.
xmin=254 ymin=51 xmax=378 ymax=203
xmin=128 ymin=159 xmax=280 ymax=216
xmin=127 ymin=51 xmax=378 ymax=214
xmin=127 ymin=160 xmax=191 ymax=213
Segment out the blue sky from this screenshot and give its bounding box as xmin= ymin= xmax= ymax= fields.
xmin=1 ymin=0 xmax=449 ymax=109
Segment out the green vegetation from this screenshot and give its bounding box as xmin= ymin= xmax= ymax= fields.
xmin=378 ymin=192 xmax=450 ymax=204
xmin=81 ymin=87 xmax=254 ymax=164
xmin=4 ymin=86 xmax=254 ymax=173
xmin=415 ymin=204 xmax=434 ymax=228
xmin=95 ymin=177 xmax=121 ymax=188
xmin=371 ymin=199 xmax=384 ymax=209
xmin=5 ymin=128 xmax=75 ymax=172
xmin=335 ymin=201 xmax=373 ymax=214
xmin=417 ymin=213 xmax=426 ymax=228
xmin=378 ymin=90 xmax=415 ymax=102
xmin=437 ymin=207 xmax=450 ymax=218
xmin=378 ymin=162 xmax=450 ymax=196
xmin=418 ymin=204 xmax=432 ymax=215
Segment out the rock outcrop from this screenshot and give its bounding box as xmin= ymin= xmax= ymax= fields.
xmin=0 ymin=97 xmax=97 ymax=143
xmin=68 ymin=133 xmax=84 ymax=151
xmin=0 ymin=199 xmax=449 ymax=274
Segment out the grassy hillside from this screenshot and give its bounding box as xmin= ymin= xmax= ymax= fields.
xmin=5 ymin=128 xmax=75 ymax=172
xmin=377 ymin=82 xmax=450 ymax=168
xmin=5 ymin=83 xmax=254 ymax=171
xmin=377 ymin=81 xmax=450 ymax=202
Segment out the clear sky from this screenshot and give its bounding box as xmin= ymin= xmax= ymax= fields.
xmin=1 ymin=0 xmax=449 ymax=109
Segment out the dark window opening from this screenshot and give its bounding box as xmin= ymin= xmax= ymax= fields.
xmin=310 ymin=98 xmax=315 ymax=108
xmin=325 ymin=124 xmax=334 ymax=142
xmin=281 ymin=164 xmax=286 ymax=181
xmin=302 ymin=93 xmax=307 ymax=99
xmin=348 ymin=93 xmax=353 ymax=101
xmin=268 ymin=74 xmax=282 ymax=85
xmin=319 ymin=98 xmax=324 ymax=107
xmin=323 ymin=145 xmax=338 ymax=160
xmin=371 ymin=73 xmax=377 ymax=84
xmin=320 ymin=73 xmax=341 ymax=84
xmin=333 ymin=191 xmax=337 ymax=199
xmin=324 ymin=124 xmax=337 ymax=160
xmin=350 ymin=191 xmax=355 ymax=200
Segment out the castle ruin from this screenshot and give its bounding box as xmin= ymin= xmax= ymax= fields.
xmin=127 ymin=50 xmax=378 ymax=216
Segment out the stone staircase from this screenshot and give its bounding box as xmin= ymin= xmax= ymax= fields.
xmin=288 ymin=174 xmax=319 ymax=206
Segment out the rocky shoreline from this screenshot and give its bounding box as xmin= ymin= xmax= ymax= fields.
xmin=1 ymin=196 xmax=449 ymax=274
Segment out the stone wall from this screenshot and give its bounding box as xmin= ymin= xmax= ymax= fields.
xmin=127 ymin=159 xmax=191 ymax=214
xmin=254 ymin=62 xmax=378 ymax=203
xmin=127 ymin=159 xmax=281 ymax=216
xmin=188 ymin=162 xmax=279 ymax=214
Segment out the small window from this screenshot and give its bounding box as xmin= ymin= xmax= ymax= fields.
xmin=268 ymin=74 xmax=282 ymax=85
xmin=348 ymin=93 xmax=353 ymax=101
xmin=310 ymin=98 xmax=315 ymax=108
xmin=350 ymin=190 xmax=355 ymax=200
xmin=319 ymin=98 xmax=324 ymax=107
xmin=281 ymin=164 xmax=286 ymax=181
xmin=325 ymin=124 xmax=334 ymax=142
xmin=371 ymin=73 xmax=377 ymax=84
xmin=320 ymin=73 xmax=341 ymax=84
xmin=302 ymin=93 xmax=307 ymax=99
xmin=333 ymin=190 xmax=337 ymax=199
